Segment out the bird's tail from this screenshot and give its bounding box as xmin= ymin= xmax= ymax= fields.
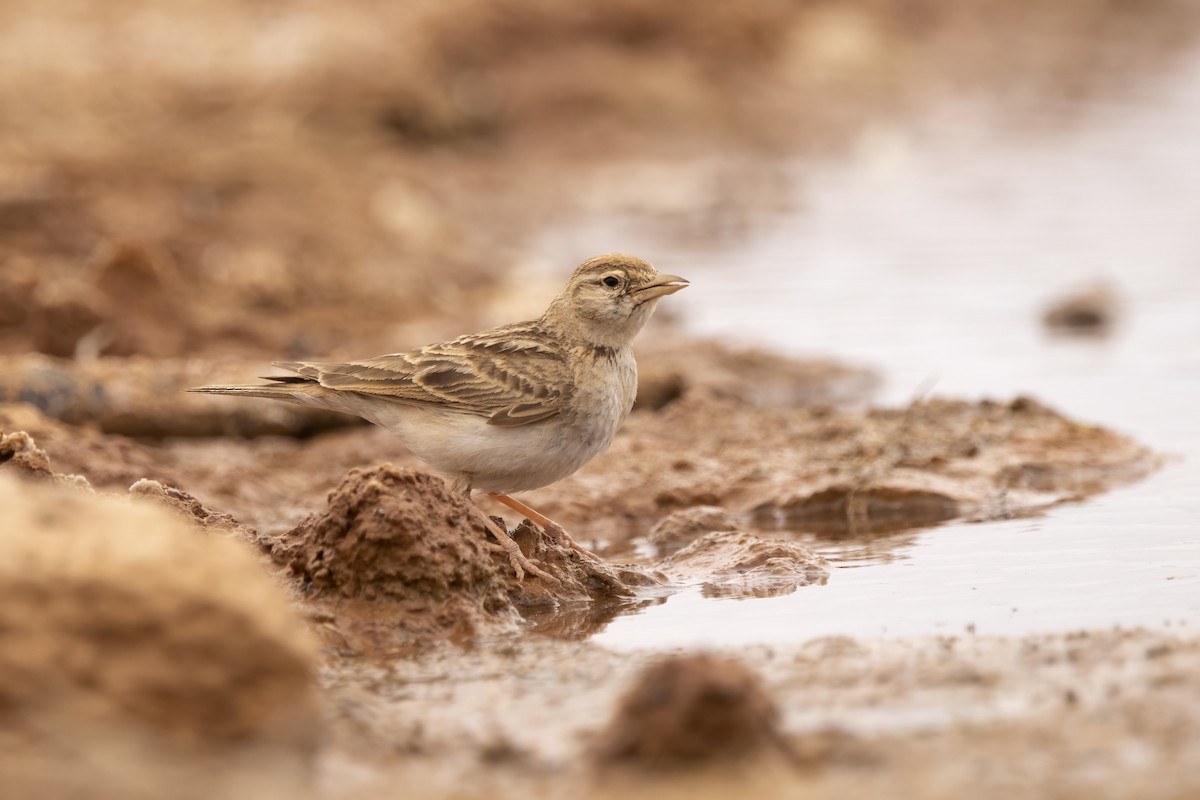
xmin=187 ymin=376 xmax=328 ymax=404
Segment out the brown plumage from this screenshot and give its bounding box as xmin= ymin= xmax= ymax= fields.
xmin=269 ymin=320 xmax=571 ymax=428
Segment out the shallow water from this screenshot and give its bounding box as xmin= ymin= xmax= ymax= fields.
xmin=540 ymin=50 xmax=1200 ymax=646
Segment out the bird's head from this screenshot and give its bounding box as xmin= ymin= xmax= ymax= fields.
xmin=545 ymin=254 xmax=689 ymax=348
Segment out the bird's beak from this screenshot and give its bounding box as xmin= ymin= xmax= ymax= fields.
xmin=634 ymin=274 xmax=689 ymax=302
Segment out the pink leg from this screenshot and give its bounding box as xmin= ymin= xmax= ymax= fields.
xmin=487 ymin=493 xmax=601 ymax=559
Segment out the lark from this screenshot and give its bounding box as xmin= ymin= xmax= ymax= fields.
xmin=192 ymin=254 xmax=688 ymax=581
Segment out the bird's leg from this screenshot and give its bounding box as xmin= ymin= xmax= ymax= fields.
xmin=478 ymin=511 xmax=559 ymax=583
xmin=455 ymin=474 xmax=556 ymax=583
xmin=487 ymin=493 xmax=602 ymax=560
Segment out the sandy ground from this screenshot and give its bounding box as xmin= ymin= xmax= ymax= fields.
xmin=2 ymin=1 xmax=1199 ymax=798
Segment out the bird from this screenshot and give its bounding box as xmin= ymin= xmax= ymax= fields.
xmin=191 ymin=254 xmax=688 ymax=581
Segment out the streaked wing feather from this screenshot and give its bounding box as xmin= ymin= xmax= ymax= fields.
xmin=487 ymin=402 xmax=561 ymax=428
xmin=270 ymin=322 xmax=570 ymax=426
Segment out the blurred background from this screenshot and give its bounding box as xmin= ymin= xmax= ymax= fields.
xmin=2 ymin=0 xmax=1198 ymax=364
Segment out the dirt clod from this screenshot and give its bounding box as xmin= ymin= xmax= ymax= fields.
xmin=272 ymin=465 xmax=512 ymax=605
xmin=593 ymin=652 xmax=784 ymax=768
xmin=267 ymin=465 xmax=664 ymax=649
xmin=0 ymin=429 xmax=52 ymax=477
xmin=657 ymin=531 xmax=829 ymax=598
xmin=0 ymin=428 xmax=93 ymax=490
xmin=128 ymin=478 xmax=247 ymax=535
xmin=0 ymin=403 xmax=180 ymax=490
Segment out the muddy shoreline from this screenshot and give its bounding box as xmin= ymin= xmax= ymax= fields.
xmin=0 ymin=340 xmax=1175 ymax=797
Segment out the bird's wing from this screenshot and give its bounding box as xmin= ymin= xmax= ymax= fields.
xmin=273 ymin=322 xmax=572 ymax=428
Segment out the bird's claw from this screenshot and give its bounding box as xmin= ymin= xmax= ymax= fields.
xmin=478 ymin=513 xmax=559 ymax=583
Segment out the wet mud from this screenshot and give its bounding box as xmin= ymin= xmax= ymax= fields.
xmin=2 ymin=0 xmax=1198 ymax=798
xmin=530 ymin=394 xmax=1158 ymax=554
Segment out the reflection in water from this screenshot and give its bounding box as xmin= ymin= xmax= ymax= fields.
xmin=524 ymin=596 xmax=667 ymax=640
xmin=752 ymin=485 xmax=959 ymax=537
xmin=792 ymin=527 xmax=925 ymax=568
xmin=540 ymin=47 xmax=1200 ymax=646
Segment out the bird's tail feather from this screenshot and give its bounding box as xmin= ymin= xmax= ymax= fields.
xmin=187 ymin=381 xmax=327 ymax=403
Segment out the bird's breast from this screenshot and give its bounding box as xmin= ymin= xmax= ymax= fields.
xmin=568 ymin=346 xmax=637 ymax=452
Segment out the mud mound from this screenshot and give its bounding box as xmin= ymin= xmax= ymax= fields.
xmin=646 ymin=505 xmax=739 ymax=556
xmin=593 ymin=652 xmax=784 ymax=768
xmin=268 ymin=465 xmax=663 ymax=649
xmin=271 ymin=465 xmax=511 ymax=605
xmin=657 ymin=531 xmax=829 ymax=599
xmin=0 ymin=414 xmax=249 ymax=538
xmin=268 ymin=464 xmax=519 ymax=649
xmin=0 ymin=475 xmax=318 ymax=798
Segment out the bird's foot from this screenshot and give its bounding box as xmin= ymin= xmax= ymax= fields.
xmin=487 ymin=492 xmax=604 ymax=562
xmin=478 ymin=513 xmax=557 ymax=583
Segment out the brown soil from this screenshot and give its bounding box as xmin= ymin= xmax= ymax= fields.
xmin=0 ymin=474 xmax=318 ymax=800
xmin=3 ymin=370 xmax=1153 ymax=577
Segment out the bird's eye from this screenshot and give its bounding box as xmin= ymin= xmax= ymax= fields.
xmin=601 ymin=275 xmax=621 ymax=288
